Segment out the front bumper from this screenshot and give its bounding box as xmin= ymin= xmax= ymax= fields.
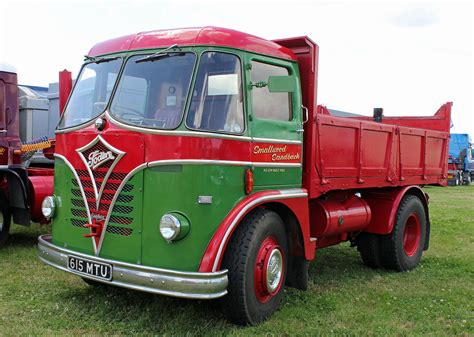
xmin=38 ymin=234 xmax=228 ymax=299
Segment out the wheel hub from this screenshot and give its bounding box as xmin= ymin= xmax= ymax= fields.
xmin=265 ymin=248 xmax=283 ymax=293
xmin=254 ymin=236 xmax=284 ymax=303
xmin=403 ymin=213 xmax=421 ymax=257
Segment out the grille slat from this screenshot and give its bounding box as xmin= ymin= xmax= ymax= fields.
xmin=71 ymin=179 xmax=133 ymax=193
xmin=71 ymin=199 xmax=85 ymax=207
xmin=109 ymin=215 xmax=133 ymax=225
xmin=117 ymin=195 xmax=134 ymax=203
xmin=71 ymin=218 xmax=86 ymax=228
xmin=106 ymin=226 xmax=133 ymax=236
xmin=71 ymin=209 xmax=88 ymax=218
xmin=111 ymin=205 xmax=134 ymax=214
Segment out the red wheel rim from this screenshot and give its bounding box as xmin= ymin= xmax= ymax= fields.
xmin=403 ymin=213 xmax=421 ymax=256
xmin=254 ymin=236 xmax=284 ymax=303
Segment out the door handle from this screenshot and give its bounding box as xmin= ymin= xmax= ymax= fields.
xmin=295 ymin=129 xmax=304 ymax=133
xmin=301 ymin=105 xmax=309 ymax=124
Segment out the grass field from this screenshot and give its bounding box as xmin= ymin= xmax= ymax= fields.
xmin=0 ymin=186 xmax=473 ymax=336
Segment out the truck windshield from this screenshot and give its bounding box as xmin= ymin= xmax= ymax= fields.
xmin=58 ymin=58 xmax=122 ymax=129
xmin=109 ymin=53 xmax=196 ymax=129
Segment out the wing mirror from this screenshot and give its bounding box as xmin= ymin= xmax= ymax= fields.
xmin=267 ymin=75 xmax=295 ymax=93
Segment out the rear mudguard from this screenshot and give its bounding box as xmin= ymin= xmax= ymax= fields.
xmin=0 ymin=166 xmax=30 ymax=225
xmin=0 ymin=166 xmax=53 ymax=225
xmin=362 ymin=185 xmax=430 ymax=250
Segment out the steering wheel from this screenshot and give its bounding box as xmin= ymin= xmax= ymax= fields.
xmin=111 ymin=104 xmax=144 ymax=119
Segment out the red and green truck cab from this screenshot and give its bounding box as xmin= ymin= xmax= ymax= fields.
xmin=38 ymin=27 xmax=451 ymax=325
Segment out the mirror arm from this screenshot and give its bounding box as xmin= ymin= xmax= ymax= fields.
xmin=250 ymin=81 xmax=268 ymax=89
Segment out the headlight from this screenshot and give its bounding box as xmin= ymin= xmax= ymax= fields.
xmin=159 ymin=214 xmax=181 ymax=241
xmin=159 ymin=213 xmax=190 ymax=242
xmin=42 ymin=196 xmax=56 ymax=220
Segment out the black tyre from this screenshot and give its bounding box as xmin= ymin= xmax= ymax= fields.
xmin=0 ymin=190 xmax=11 ymax=248
xmin=464 ymin=175 xmax=472 ymax=186
xmin=357 ymin=232 xmax=382 ymax=268
xmin=222 ymin=209 xmax=288 ymax=325
xmin=380 ymin=195 xmax=426 ymax=271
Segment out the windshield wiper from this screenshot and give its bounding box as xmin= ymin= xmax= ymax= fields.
xmin=135 ymin=44 xmax=184 ymax=63
xmin=83 ymin=55 xmax=120 ymax=64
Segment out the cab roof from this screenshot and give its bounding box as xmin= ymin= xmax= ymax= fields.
xmin=87 ymin=26 xmax=297 ymax=61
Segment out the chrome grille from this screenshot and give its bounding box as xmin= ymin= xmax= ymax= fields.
xmin=69 ymin=175 xmax=136 ymax=237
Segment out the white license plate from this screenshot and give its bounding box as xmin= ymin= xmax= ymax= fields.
xmin=67 ymin=256 xmax=112 ymax=281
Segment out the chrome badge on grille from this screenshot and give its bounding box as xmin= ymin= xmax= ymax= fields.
xmin=76 ymin=135 xmax=126 ymax=208
xmin=74 ymin=135 xmax=127 ymax=254
xmin=88 ymin=150 xmax=116 ymax=170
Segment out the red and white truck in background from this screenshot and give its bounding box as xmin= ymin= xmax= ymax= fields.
xmin=0 ymin=64 xmax=72 ymax=245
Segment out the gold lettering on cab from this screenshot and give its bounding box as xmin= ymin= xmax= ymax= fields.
xmin=253 ymin=145 xmax=300 ymax=162
xmin=253 ymin=145 xmax=287 ymax=154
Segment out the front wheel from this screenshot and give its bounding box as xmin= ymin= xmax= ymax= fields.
xmin=222 ymin=209 xmax=288 ymax=325
xmin=0 ymin=190 xmax=11 ymax=247
xmin=380 ymin=195 xmax=426 ymax=271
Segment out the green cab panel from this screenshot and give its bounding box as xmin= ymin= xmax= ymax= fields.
xmin=52 ymin=160 xmax=94 ymax=255
xmin=99 ymin=173 xmax=144 ymax=264
xmin=252 ymin=166 xmax=302 ymax=191
xmin=49 ymin=47 xmax=306 ymax=273
xmin=51 ymin=159 xmax=144 ymax=264
xmin=141 ymin=164 xmax=247 ymax=271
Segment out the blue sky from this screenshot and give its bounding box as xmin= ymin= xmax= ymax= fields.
xmin=1 ymin=0 xmax=472 ymax=135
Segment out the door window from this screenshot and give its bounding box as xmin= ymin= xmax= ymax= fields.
xmin=250 ymin=61 xmax=292 ymax=121
xmin=186 ymin=52 xmax=244 ymax=134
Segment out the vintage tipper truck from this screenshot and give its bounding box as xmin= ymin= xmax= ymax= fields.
xmin=37 ymin=27 xmax=451 ymax=325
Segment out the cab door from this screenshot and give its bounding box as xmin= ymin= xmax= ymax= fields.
xmin=246 ymin=56 xmax=303 ymax=190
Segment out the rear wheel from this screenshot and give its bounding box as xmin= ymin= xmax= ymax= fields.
xmin=222 ymin=209 xmax=288 ymax=325
xmin=380 ymin=195 xmax=426 ymax=271
xmin=357 ymin=232 xmax=382 ymax=268
xmin=0 ymin=190 xmax=11 ymax=248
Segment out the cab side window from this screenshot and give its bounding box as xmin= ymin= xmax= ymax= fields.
xmin=250 ymin=61 xmax=292 ymax=121
xmin=186 ymin=52 xmax=244 ymax=134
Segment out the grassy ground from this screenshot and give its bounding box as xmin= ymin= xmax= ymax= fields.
xmin=0 ymin=186 xmax=473 ymax=336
